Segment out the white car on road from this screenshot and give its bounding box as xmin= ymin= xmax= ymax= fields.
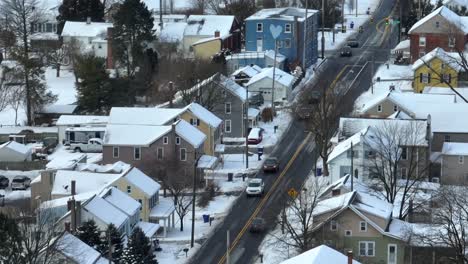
xmin=246 ymin=178 xmax=264 ymax=197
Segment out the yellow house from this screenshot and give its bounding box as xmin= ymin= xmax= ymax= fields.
xmin=192 ymin=37 xmax=222 ymax=59
xmin=179 ymin=103 xmax=222 ymax=156
xmin=412 ymin=47 xmax=463 ymax=93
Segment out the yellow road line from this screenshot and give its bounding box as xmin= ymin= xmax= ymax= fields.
xmin=330 ymin=65 xmax=350 ymax=89
xmin=217 ymin=133 xmax=312 ymax=264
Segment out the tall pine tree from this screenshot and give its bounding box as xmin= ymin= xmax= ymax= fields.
xmin=76 ymin=220 xmax=102 ymax=249
xmin=121 ymin=227 xmax=158 ymax=264
xmin=57 ymin=0 xmax=105 ymax=33
xmin=112 ymin=0 xmax=154 ymax=78
xmin=100 ymin=224 xmax=124 ymax=263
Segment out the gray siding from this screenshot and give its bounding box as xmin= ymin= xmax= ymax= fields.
xmin=441 ymin=154 xmax=468 ymax=185
xmin=432 ymin=132 xmax=468 ymax=151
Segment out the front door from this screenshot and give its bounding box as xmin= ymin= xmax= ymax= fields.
xmin=256 ymin=37 xmax=263 ymax=52
xmin=388 ymin=244 xmax=397 ymax=264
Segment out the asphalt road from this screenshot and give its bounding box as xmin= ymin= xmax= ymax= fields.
xmin=190 ymin=0 xmax=399 ymax=263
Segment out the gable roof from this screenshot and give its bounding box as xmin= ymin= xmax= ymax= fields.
xmin=352 ymin=192 xmax=393 ymax=221
xmin=408 ymin=6 xmax=468 ymax=34
xmin=0 ymin=141 xmax=31 ymax=155
xmin=61 ymin=21 xmax=113 ymax=38
xmin=84 ymin=196 xmax=128 ymax=228
xmin=246 ymin=67 xmax=295 ymax=87
xmin=39 ymin=104 xmax=77 ymax=114
xmin=175 ymin=119 xmax=206 ymax=148
xmin=109 ymin=107 xmax=184 ymax=126
xmin=56 ymin=115 xmax=108 ymax=126
xmin=246 ymin=7 xmax=318 ymax=22
xmin=328 ymin=128 xmax=368 ymax=163
xmin=104 ymin=124 xmax=171 ymax=146
xmin=186 ymin=103 xmax=222 ymax=128
xmin=220 ymin=74 xmax=251 ymax=101
xmin=185 ymin=15 xmax=235 ymax=38
xmin=313 ymin=191 xmax=355 ymax=216
xmin=51 ymin=170 xmax=121 ymax=196
xmin=123 ymin=167 xmax=161 ymax=197
xmin=231 ymin=65 xmax=263 ymax=78
xmin=412 ymin=47 xmax=464 ymax=72
xmin=99 ymin=187 xmax=141 ymax=216
xmin=55 ymin=232 xmax=108 ymax=264
xmin=281 ymin=245 xmax=361 ymax=264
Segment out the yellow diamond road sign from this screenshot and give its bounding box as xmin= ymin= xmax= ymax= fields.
xmin=288 ymin=188 xmax=298 ymax=198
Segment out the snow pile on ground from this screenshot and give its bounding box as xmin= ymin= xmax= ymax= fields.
xmin=256 ymin=109 xmax=293 ymax=148
xmin=213 ymin=153 xmax=265 ymax=175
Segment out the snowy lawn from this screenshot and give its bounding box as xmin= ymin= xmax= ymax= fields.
xmin=255 ymin=109 xmax=293 ymax=149
xmin=213 ymin=153 xmax=266 ymax=176
xmin=47 ymin=144 xmax=102 ymax=168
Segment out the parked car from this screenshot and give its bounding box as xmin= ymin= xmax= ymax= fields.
xmin=70 ymin=138 xmax=103 ymax=153
xmin=249 ymin=217 xmax=266 ymax=233
xmin=0 ymin=176 xmax=9 ymax=189
xmin=249 ymin=92 xmax=264 ymax=107
xmin=11 ymin=176 xmax=31 ymax=190
xmin=347 ymin=38 xmax=359 ymax=47
xmin=246 ymin=178 xmax=264 ymax=197
xmin=263 ymin=157 xmax=280 ymax=172
xmin=340 ymin=46 xmax=352 ymax=57
xmin=248 ymin=128 xmax=264 ymax=144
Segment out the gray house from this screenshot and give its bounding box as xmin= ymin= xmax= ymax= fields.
xmin=440 ymin=142 xmax=468 ymax=185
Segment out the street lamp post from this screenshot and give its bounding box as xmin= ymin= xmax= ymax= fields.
xmin=321 ymin=0 xmax=325 ymax=59
xmin=245 ymin=85 xmax=249 ymax=169
xmin=302 ymin=0 xmax=308 ymax=70
xmin=190 ymin=152 xmax=199 ymax=248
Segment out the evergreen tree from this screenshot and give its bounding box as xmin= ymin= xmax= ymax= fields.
xmin=100 ymin=224 xmax=124 ymax=263
xmin=57 ymin=0 xmax=105 ymax=33
xmin=0 ymin=212 xmax=22 ymax=263
xmin=76 ymin=220 xmax=102 ymax=249
xmin=121 ymin=227 xmax=158 ymax=264
xmin=112 ymin=0 xmax=154 ymax=78
xmin=74 ymin=54 xmax=112 ymax=114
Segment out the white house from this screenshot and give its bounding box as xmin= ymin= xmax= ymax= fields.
xmin=281 ymin=244 xmax=361 ymax=264
xmin=61 ymin=20 xmax=113 ymax=58
xmin=0 ymin=141 xmax=32 ymax=162
xmin=245 ymin=67 xmax=295 ymax=102
xmin=50 ymin=232 xmax=111 ymax=264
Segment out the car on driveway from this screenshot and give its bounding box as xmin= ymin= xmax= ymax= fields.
xmin=263 ymin=157 xmax=279 ymax=172
xmin=249 ymin=217 xmax=266 ymax=233
xmin=0 ymin=176 xmax=9 ymax=189
xmin=340 ymin=46 xmax=352 ymax=57
xmin=248 ymin=128 xmax=264 ymax=145
xmin=246 ymin=178 xmax=264 ymax=197
xmin=11 ymin=176 xmax=31 ymax=190
xmin=347 ymin=38 xmax=359 ymax=47
xmin=70 ymin=138 xmax=103 ymax=153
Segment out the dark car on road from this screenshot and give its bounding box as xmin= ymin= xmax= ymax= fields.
xmin=347 ymin=38 xmax=359 ymax=47
xmin=249 ymin=217 xmax=266 ymax=233
xmin=0 ymin=176 xmax=9 ymax=189
xmin=340 ymin=46 xmax=352 ymax=57
xmin=263 ymin=157 xmax=279 ymax=172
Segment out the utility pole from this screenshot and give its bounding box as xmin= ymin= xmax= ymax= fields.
xmin=418 ymin=0 xmax=421 ymax=20
xmin=191 ymin=152 xmax=197 ymax=248
xmin=341 ymin=0 xmax=345 ymax=31
xmin=398 ymin=0 xmax=402 ymax=43
xmin=302 ymin=0 xmax=308 ymax=70
xmin=371 ymin=52 xmax=375 ymax=94
xmin=350 ymin=142 xmax=354 ymax=191
xmin=355 ymin=0 xmax=358 ymax=17
xmin=321 ymin=0 xmax=325 ymax=59
xmin=332 ymin=8 xmax=336 ymax=43
xmin=271 ymin=39 xmax=278 ymax=113
xmin=226 ymin=230 xmax=230 ymax=264
xmin=245 ymin=86 xmax=249 ymax=169
xmin=159 ymin=0 xmax=163 ymax=30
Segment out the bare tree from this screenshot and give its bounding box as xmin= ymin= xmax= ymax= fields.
xmin=363 ymin=121 xmax=430 ymax=220
xmin=9 ymin=84 xmax=25 ymax=125
xmin=206 ymin=0 xmax=256 ymax=22
xmin=46 ymin=47 xmax=68 ymax=78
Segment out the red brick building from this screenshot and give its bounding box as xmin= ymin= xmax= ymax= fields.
xmin=408 ymin=6 xmax=468 ymax=63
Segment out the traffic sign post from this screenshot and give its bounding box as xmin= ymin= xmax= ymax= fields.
xmin=288 ymin=188 xmax=298 ymax=199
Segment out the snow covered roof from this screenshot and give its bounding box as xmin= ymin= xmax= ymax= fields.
xmin=76 ymin=161 xmax=130 ymax=174
xmin=150 ymin=197 xmax=176 ymax=218
xmin=136 ymin=221 xmax=160 ymax=238
xmin=220 ymin=74 xmax=251 ymax=101
xmin=444 ymin=0 xmax=468 ymax=8
xmin=100 ymin=187 xmax=141 ymax=216
xmin=40 ymin=191 xmax=96 ymax=209
xmin=38 ymin=104 xmax=77 ymax=114
xmin=156 ymin=22 xmax=187 ymax=43
xmin=0 ymin=141 xmax=31 ymax=155
xmin=84 ymin=196 xmax=128 ymax=228
xmin=248 ymin=108 xmax=260 ymax=118
xmin=187 ymin=103 xmax=222 ymax=128
xmin=56 ymin=115 xmax=108 ymax=126
xmin=352 ymin=192 xmax=393 ymax=220
xmin=0 ymin=126 xmax=57 ymax=134
xmin=175 ymin=119 xmax=206 ymax=148
xmin=328 ymin=128 xmax=368 ymax=163
xmin=197 ymin=155 xmax=218 ymax=169
xmin=313 ymin=191 xmax=355 ymax=216
xmin=442 ymin=142 xmax=468 ymax=155
xmin=103 ymin=124 xmax=171 ymax=146
xmin=412 ymin=47 xmax=465 ymax=72
xmin=55 ymin=232 xmax=108 ymax=264
xmin=46 ymin=153 xmax=87 ymax=170
xmin=246 ymin=67 xmax=295 ymax=88
xmin=144 ymin=0 xmax=191 ymax=11
xmin=192 ymin=36 xmax=222 ymax=46
xmin=264 ymin=50 xmax=287 ymax=63
xmin=246 ymin=7 xmax=318 ymax=22
xmin=109 ymin=107 xmax=184 ymax=126
xmin=280 ymin=245 xmax=361 ymax=264
xmin=123 ymin=167 xmax=161 ymax=197
xmin=408 ymin=6 xmax=468 ymax=34
xmin=231 ymin=65 xmax=263 ymax=78
xmin=423 ymin=86 xmax=468 ymax=101
xmin=51 ymin=170 xmax=121 ymax=196
xmin=185 ymin=15 xmax=235 ymax=38
xmin=392 ymin=39 xmax=410 ymax=51
xmin=61 ymin=21 xmax=113 ymax=38
xmin=30 ymin=32 xmax=59 ymax=40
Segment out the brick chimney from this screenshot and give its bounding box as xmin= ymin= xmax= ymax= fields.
xmin=214 ymin=30 xmax=220 ymax=38
xmin=106 ymin=27 xmax=115 ymax=69
xmin=347 ymin=251 xmax=353 ymax=264
xmin=71 ymin=180 xmax=76 ymax=196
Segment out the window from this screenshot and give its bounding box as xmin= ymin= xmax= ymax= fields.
xmin=225 ymin=102 xmax=231 ymax=114
xmin=441 ymin=74 xmax=451 ymax=83
xmin=388 ymin=244 xmax=397 ymax=264
xmin=138 ymin=199 xmax=142 ymax=211
xmin=163 ymin=136 xmax=168 ymax=144
xmin=419 ymin=36 xmax=426 ymax=47
xmin=360 ymin=221 xmax=367 ymax=232
xmin=345 ymin=230 xmax=352 ymax=236
xmin=459 ymin=156 xmax=464 ymax=164
xmin=157 ymin=147 xmax=164 ymax=160
xmin=98 ymin=44 xmax=102 ymax=49
xmin=134 ymin=147 xmax=141 ymax=160
xmin=176 ymin=137 xmax=180 ymax=145
xmin=127 ymin=186 xmax=131 ymax=193
xmin=420 ymin=73 xmax=430 ymax=83
xmin=257 ymin=23 xmax=263 ymax=32
xmin=393 ymin=105 xmax=398 ymax=112
xmin=401 ymin=147 xmax=408 ymax=160
xmin=435 ymin=21 xmax=440 ymax=28
xmin=225 ymin=120 xmax=232 ymax=133
xmin=46 ymin=23 xmax=53 ymax=32
xmin=377 ymin=104 xmax=382 ymax=112
xmin=359 ymin=241 xmax=375 ymax=256
xmin=284 ymin=39 xmax=291 ymax=48
xmin=445 ymin=135 xmax=451 ymax=142
xmin=113 ymin=147 xmax=119 ymax=158
xmin=330 ymin=220 xmax=338 ymax=231
xmin=285 ymin=23 xmax=291 ymax=33
xmin=448 ymin=37 xmax=456 ymax=48
xmin=180 ymin=148 xmax=187 ymax=161
xmin=190 ymin=118 xmax=200 ymax=126
xmin=401 ymin=167 xmax=408 ymax=179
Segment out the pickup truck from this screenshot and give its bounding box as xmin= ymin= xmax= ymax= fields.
xmin=70 ymin=138 xmax=103 ymax=153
